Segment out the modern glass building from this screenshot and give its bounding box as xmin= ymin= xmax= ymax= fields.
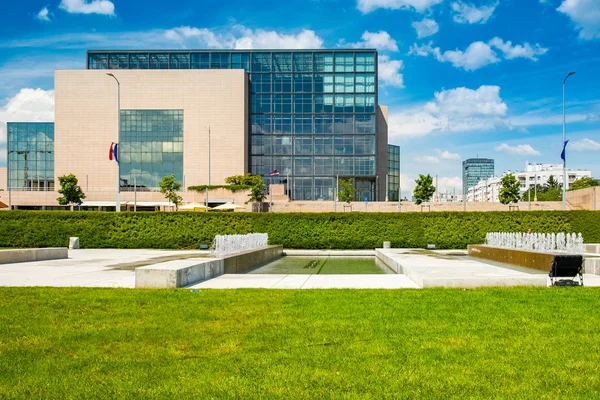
xmin=387 ymin=144 xmax=400 ymax=201
xmin=87 ymin=49 xmax=380 ymax=201
xmin=7 ymin=122 xmax=55 ymax=191
xmin=462 ymin=158 xmax=494 ymax=195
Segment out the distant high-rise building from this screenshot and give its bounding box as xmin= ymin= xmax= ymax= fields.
xmin=462 ymin=158 xmax=494 ymax=195
xmin=387 ymin=144 xmax=400 ymax=201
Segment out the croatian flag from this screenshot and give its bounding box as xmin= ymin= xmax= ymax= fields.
xmin=109 ymin=142 xmax=119 ymax=163
xmin=269 ymin=169 xmax=280 ymax=176
xmin=560 ymin=140 xmax=569 ymax=162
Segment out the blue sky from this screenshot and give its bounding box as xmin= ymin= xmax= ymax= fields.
xmin=1 ymin=0 xmax=599 ymax=195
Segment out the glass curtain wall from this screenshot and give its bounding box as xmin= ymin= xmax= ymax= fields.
xmin=88 ymin=50 xmax=377 ymax=200
xmin=7 ymin=122 xmax=55 ymax=191
xmin=388 ymin=144 xmax=400 ymax=201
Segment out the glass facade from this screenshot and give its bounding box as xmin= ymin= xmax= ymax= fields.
xmin=7 ymin=122 xmax=55 ymax=191
xmin=462 ymin=158 xmax=494 ymax=194
xmin=119 ymin=110 xmax=184 ymax=189
xmin=388 ymin=144 xmax=400 ymax=201
xmin=88 ymin=49 xmax=378 ymax=200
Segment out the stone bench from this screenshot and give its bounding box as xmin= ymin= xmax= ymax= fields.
xmin=136 ymin=258 xmax=224 ymax=288
xmin=0 ymin=248 xmax=68 ymax=265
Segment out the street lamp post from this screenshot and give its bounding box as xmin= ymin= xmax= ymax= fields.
xmin=107 ymin=73 xmax=121 ymax=212
xmin=562 ymin=71 xmax=575 ymax=211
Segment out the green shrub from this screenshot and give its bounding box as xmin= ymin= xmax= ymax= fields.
xmin=0 ymin=211 xmax=598 ymax=250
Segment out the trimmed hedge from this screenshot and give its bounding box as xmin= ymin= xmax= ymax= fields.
xmin=0 ymin=211 xmax=599 ymax=250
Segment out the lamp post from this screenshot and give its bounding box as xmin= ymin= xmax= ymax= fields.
xmin=562 ymin=71 xmax=575 ymax=211
xmin=106 ymin=73 xmax=121 ymax=212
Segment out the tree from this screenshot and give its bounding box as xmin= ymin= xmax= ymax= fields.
xmin=545 ymin=175 xmax=561 ymax=190
xmin=57 ymin=174 xmax=86 ymax=210
xmin=248 ymin=176 xmax=267 ymax=204
xmin=338 ymin=178 xmax=355 ymax=204
xmin=413 ymin=174 xmax=435 ymax=205
xmin=159 ymin=175 xmax=183 ymax=210
xmin=569 ymin=176 xmax=599 ymax=191
xmin=499 ymin=173 xmax=520 ymax=205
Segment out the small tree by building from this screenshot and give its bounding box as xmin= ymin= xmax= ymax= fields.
xmin=499 ymin=173 xmax=520 ymax=205
xmin=159 ymin=174 xmax=183 ymax=210
xmin=546 ymin=175 xmax=561 ymax=190
xmin=338 ymin=178 xmax=355 ymax=204
xmin=248 ymin=176 xmax=267 ymax=204
xmin=569 ymin=176 xmax=599 ymax=191
xmin=57 ymin=173 xmax=86 ymax=211
xmin=413 ymin=174 xmax=435 ymax=205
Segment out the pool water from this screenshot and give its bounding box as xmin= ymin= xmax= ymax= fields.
xmin=248 ymin=257 xmax=395 ymax=275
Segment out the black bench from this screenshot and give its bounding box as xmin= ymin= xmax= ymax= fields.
xmin=549 ymin=255 xmax=583 ymax=286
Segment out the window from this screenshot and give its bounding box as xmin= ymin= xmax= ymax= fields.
xmin=294 ymin=94 xmax=312 ymax=113
xmin=355 ymin=156 xmax=375 ymax=175
xmin=355 ymin=95 xmax=373 ymax=113
xmin=252 ymin=94 xmax=271 ymax=113
xmin=273 ymin=116 xmax=292 ymax=134
xmin=272 ymin=156 xmax=292 ymax=175
xmin=294 ymin=136 xmax=313 ymax=154
xmin=210 ymin=52 xmax=230 ymax=69
xmin=355 ymin=74 xmax=375 ymax=93
xmin=231 ymin=53 xmax=250 ymax=71
xmin=355 ymin=136 xmax=375 ymax=155
xmin=294 ymin=74 xmax=313 ymax=92
xmin=334 ymin=115 xmax=354 ymax=134
xmin=355 ymin=115 xmax=375 ymax=134
xmin=273 ymin=94 xmax=293 ymax=113
xmin=355 ymin=53 xmax=375 ymax=72
xmin=109 ymin=54 xmax=128 ymax=69
xmin=315 ymin=177 xmax=335 ymax=200
xmin=273 ymin=53 xmax=292 ymax=72
xmin=252 ymin=53 xmax=272 ymax=72
xmin=149 ymin=54 xmax=169 ymax=69
xmin=314 ymin=53 xmax=333 ymax=72
xmin=252 ymin=135 xmax=272 ymax=155
xmin=88 ymin=53 xmax=108 ymax=69
xmin=293 ymin=53 xmax=313 ymax=72
xmin=251 ymin=74 xmax=271 ymax=93
xmin=191 ymin=53 xmax=210 ymax=69
xmin=293 ymin=116 xmax=313 ymax=134
xmin=334 ymin=157 xmax=353 ymax=175
xmin=273 ymin=136 xmax=292 ymax=154
xmin=314 ymin=157 xmax=333 ymax=175
xmin=314 ymin=116 xmax=333 ymax=135
xmin=314 ymin=136 xmax=333 ymax=154
xmin=252 ymin=115 xmax=272 ymax=134
xmin=334 ymin=136 xmax=354 ymax=155
xmin=322 ymin=74 xmax=334 ymax=93
xmin=273 ymin=74 xmax=293 ymax=93
xmin=294 ymin=157 xmax=313 ymax=176
xmin=130 ymin=54 xmax=149 ymax=69
xmin=7 ymin=122 xmax=55 ymax=191
xmin=170 ymin=53 xmax=190 ymax=69
xmin=335 ymin=53 xmax=354 ymax=72
xmin=293 ymin=177 xmax=314 ymax=200
xmin=252 ymin=156 xmax=272 ymax=176
xmin=334 ymin=74 xmax=354 ymax=93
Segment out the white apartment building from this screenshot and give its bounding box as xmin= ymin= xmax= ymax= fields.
xmin=466 ymin=163 xmax=592 ymax=202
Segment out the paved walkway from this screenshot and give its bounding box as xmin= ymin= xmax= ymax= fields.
xmin=0 ymin=249 xmax=211 ymax=288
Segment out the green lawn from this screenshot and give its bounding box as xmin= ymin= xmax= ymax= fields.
xmin=1 ymin=287 xmax=600 ymax=399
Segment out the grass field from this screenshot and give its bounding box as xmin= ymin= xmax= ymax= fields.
xmin=1 ymin=287 xmax=600 ymax=398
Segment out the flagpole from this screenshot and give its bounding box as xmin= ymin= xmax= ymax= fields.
xmin=562 ymin=72 xmax=575 ymax=211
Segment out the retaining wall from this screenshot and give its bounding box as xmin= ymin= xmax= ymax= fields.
xmin=0 ymin=248 xmax=68 ymax=264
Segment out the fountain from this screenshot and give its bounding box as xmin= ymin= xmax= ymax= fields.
xmin=485 ymin=231 xmax=584 ymax=254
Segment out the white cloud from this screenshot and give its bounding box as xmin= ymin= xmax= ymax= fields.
xmin=412 ymin=19 xmax=439 ymax=38
xmin=410 ymin=37 xmax=548 ymax=70
xmin=489 ymin=37 xmax=548 ymax=60
xmin=436 ymin=176 xmax=463 ymax=192
xmin=378 ymin=55 xmax=405 ymax=87
xmin=59 ymin=0 xmax=115 ymax=16
xmin=557 ymin=0 xmax=600 ymax=40
xmin=436 ymin=149 xmax=461 ymax=160
xmin=495 ymin=143 xmax=541 ymax=156
xmin=570 ymin=138 xmax=600 ymax=151
xmin=163 ymin=25 xmax=324 ymax=49
xmin=349 ymin=31 xmax=399 ymax=51
xmin=388 ymin=85 xmax=508 ymax=138
xmin=36 ymin=7 xmax=51 ymax=22
xmin=414 ymin=155 xmax=440 ymax=163
xmin=0 ymin=89 xmax=55 ymax=165
xmin=451 ymin=1 xmax=499 ymax=24
xmin=357 ymin=0 xmax=444 ymax=13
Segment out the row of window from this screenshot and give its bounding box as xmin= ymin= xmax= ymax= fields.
xmin=251 ymin=94 xmax=375 ymax=114
xmin=252 ymin=114 xmax=375 ymax=135
xmin=250 ymin=73 xmax=375 ymax=94
xmin=251 ymin=156 xmax=375 ymax=176
xmin=251 ymin=135 xmax=375 ymax=156
xmin=89 ymin=52 xmax=376 ymax=73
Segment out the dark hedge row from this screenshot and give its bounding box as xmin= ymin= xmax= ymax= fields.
xmin=0 ymin=211 xmax=598 ymax=250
